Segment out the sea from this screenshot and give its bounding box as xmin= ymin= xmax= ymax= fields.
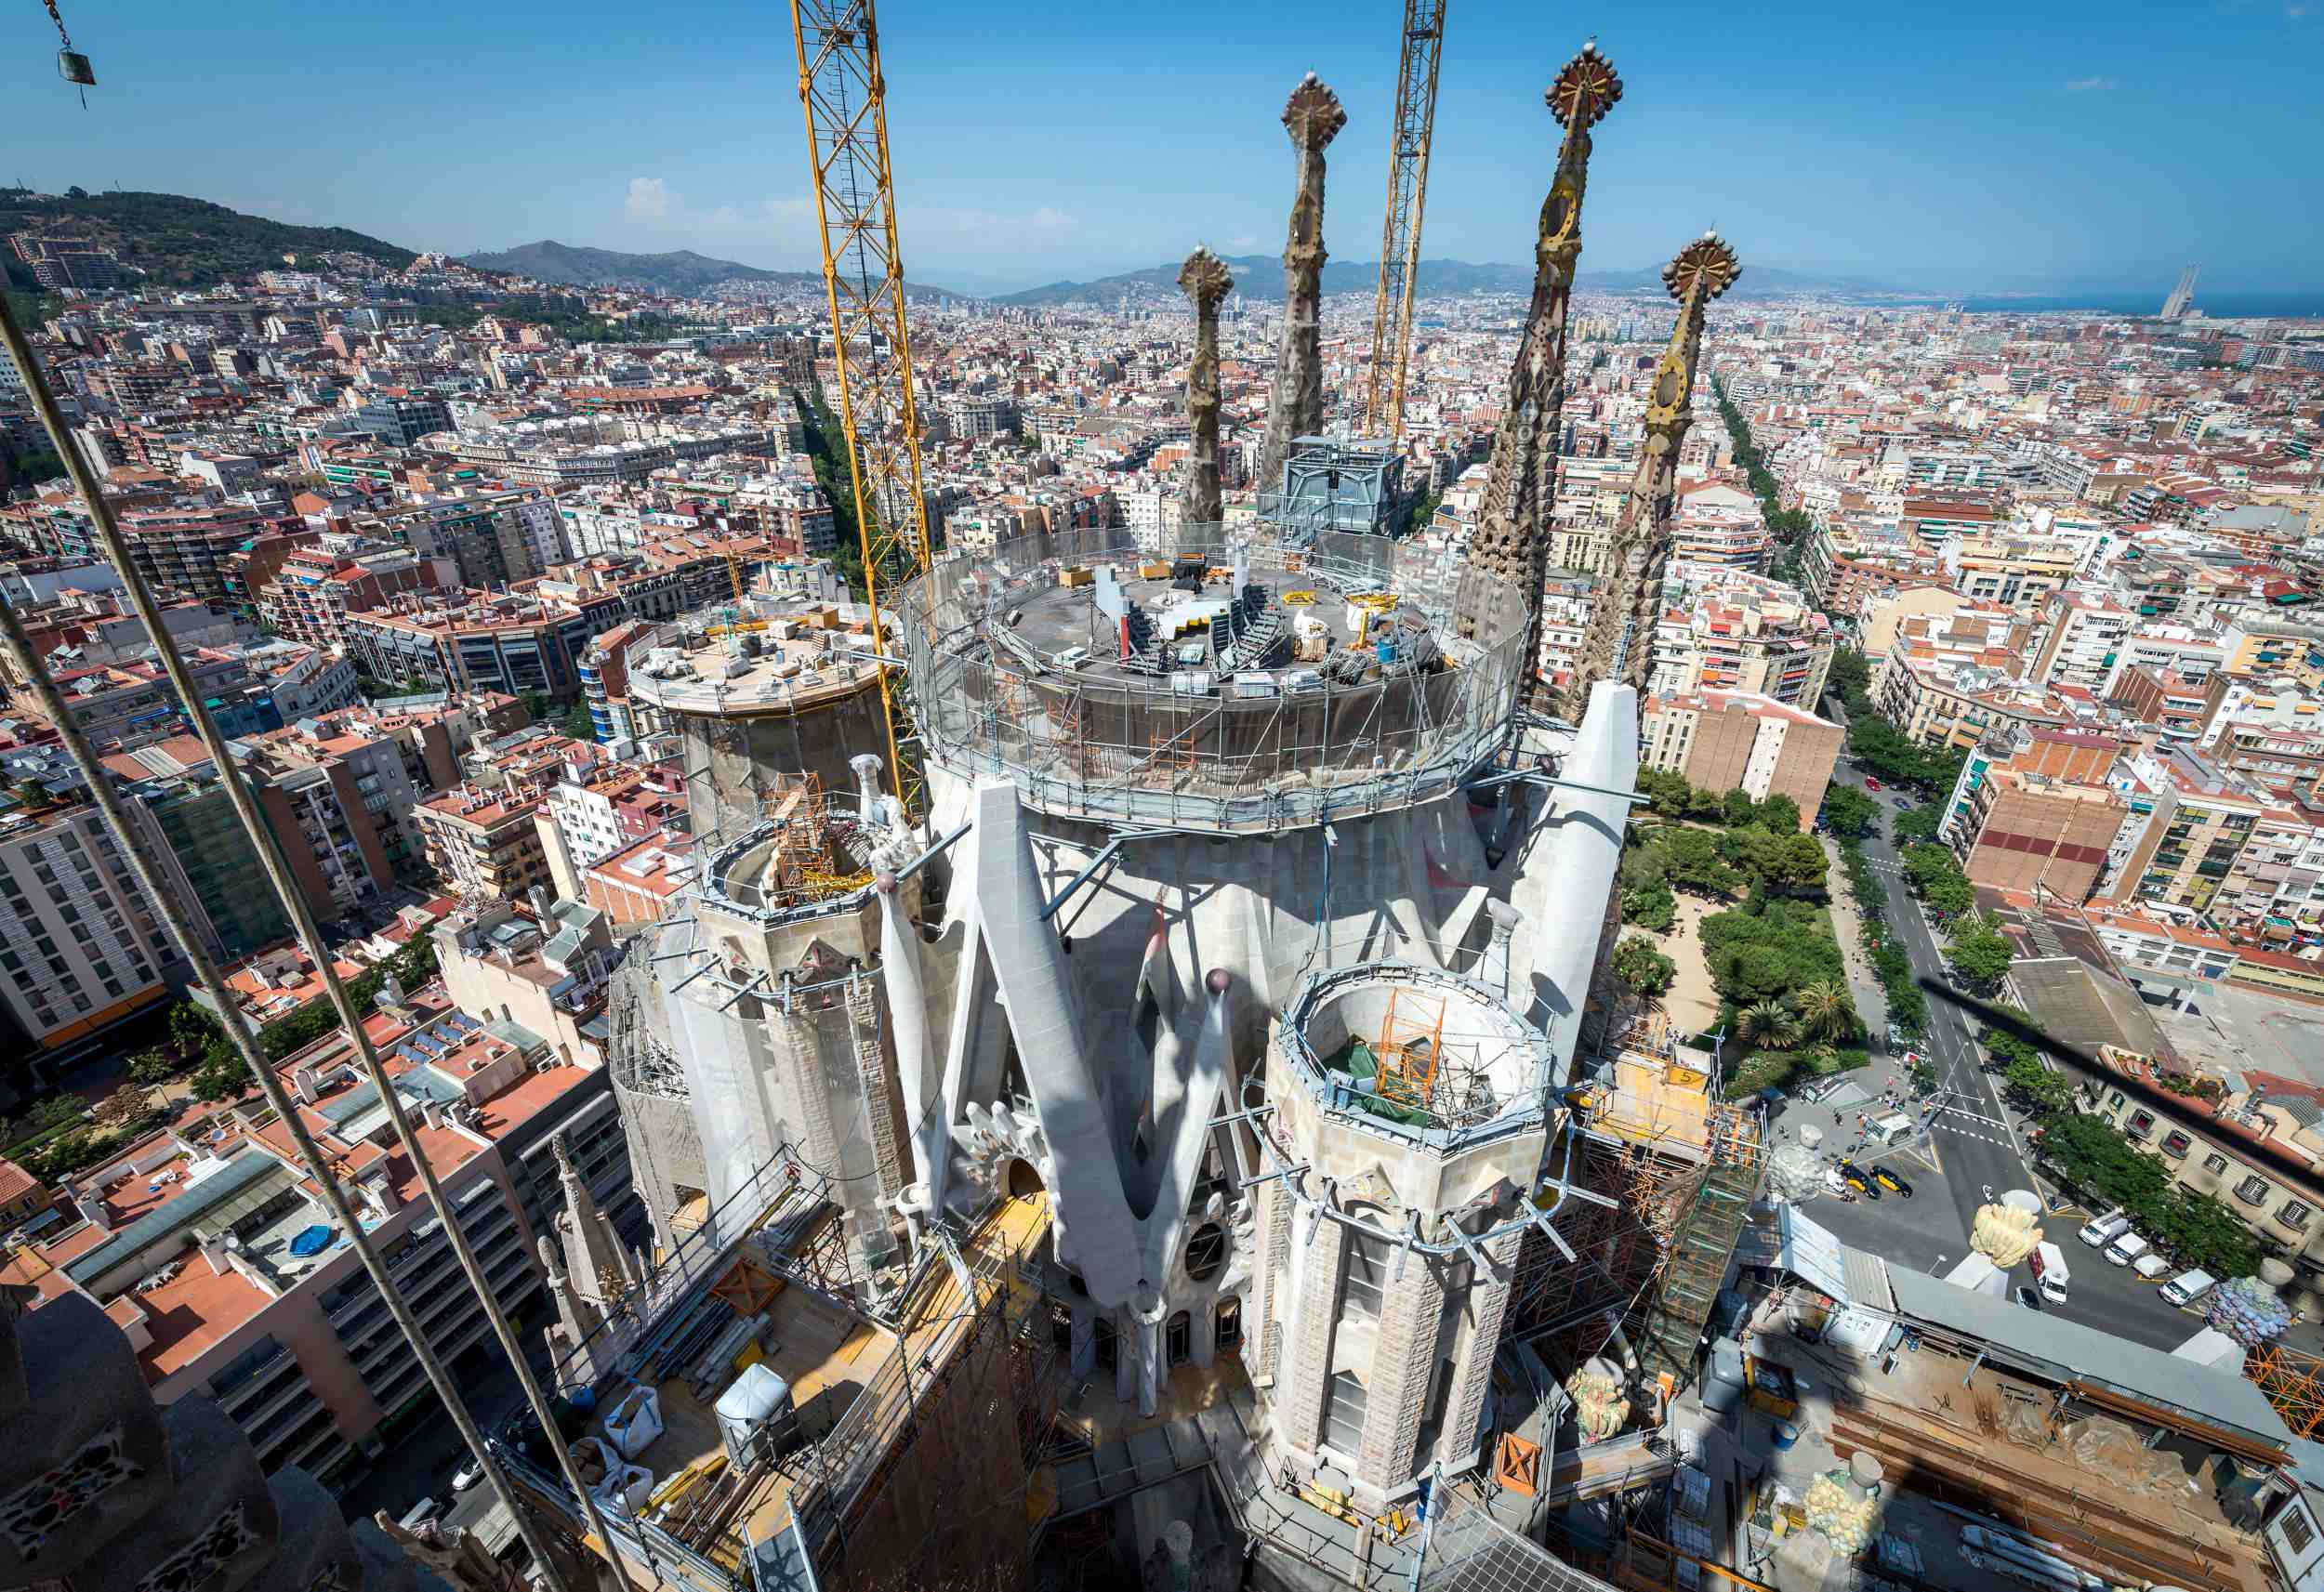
xmin=1909 ymin=292 xmax=2323 ymax=320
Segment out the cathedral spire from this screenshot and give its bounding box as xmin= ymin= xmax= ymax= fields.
xmin=1180 ymin=247 xmax=1234 ymax=528
xmin=1462 ymin=41 xmax=1622 ymax=645
xmin=552 ymin=1132 xmax=636 ymax=1304
xmin=1562 ymin=230 xmax=1742 ymax=721
xmin=1256 ymin=73 xmax=1346 ymax=500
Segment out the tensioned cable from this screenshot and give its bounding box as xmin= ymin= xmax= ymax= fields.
xmin=0 ymin=294 xmax=635 ymax=1592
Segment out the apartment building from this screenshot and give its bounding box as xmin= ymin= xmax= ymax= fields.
xmin=0 ymin=798 xmax=172 ymax=1057
xmin=1857 ymin=588 xmax=2016 ymax=664
xmin=1873 ymin=646 xmax=2077 ymax=749
xmin=110 ymin=506 xmax=284 ymax=606
xmin=255 ymin=543 xmax=459 ymax=652
xmin=535 ymin=754 xmax=686 ymax=901
xmin=1640 ymin=690 xmax=1842 ymax=828
xmin=344 ymin=591 xmax=599 ymax=699
xmin=1667 ymin=480 xmax=1770 ymax=571
xmin=1647 ymin=567 xmax=1835 ymax=708
xmin=2106 ymin=747 xmax=2267 ymax=914
xmin=2030 ymin=590 xmax=2139 ymax=692
xmin=581 ymin=832 xmax=694 ymax=926
xmin=1952 ymin=768 xmax=2131 ymax=901
xmin=27 ymin=650 xmax=268 ymax=747
xmin=2110 ymin=664 xmax=2213 ymax=742
xmin=2084 ymin=1046 xmax=2324 ymax=1309
xmin=2222 ymin=617 xmax=2324 ymax=691
xmin=2216 ymin=806 xmax=2324 ymax=927
xmin=412 ymin=738 xmax=584 ymax=898
xmin=0 ymin=981 xmax=631 ymax=1491
xmin=1802 ymin=520 xmax=1950 ymax=623
xmin=1944 ymin=532 xmax=2078 ymax=608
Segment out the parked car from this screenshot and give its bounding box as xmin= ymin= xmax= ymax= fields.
xmin=2078 ymin=1208 xmax=2131 ymax=1248
xmin=1872 ymin=1166 xmax=1913 ymax=1197
xmin=2161 ymin=1269 xmax=2218 ymax=1308
xmin=2133 ymin=1252 xmax=2171 ymax=1281
xmin=452 ymin=1454 xmax=485 ymax=1492
xmin=2030 ymin=1241 xmax=2069 ymax=1305
xmin=2014 ymin=1286 xmax=2043 ymax=1311
xmin=1865 ymin=777 xmax=1883 ymax=791
xmin=2105 ymin=1230 xmax=2150 ymax=1267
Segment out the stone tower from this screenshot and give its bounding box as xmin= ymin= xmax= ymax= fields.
xmin=1256 ymin=72 xmax=1346 ymax=497
xmin=0 ymin=1292 xmax=439 ymax=1592
xmin=1179 ymin=246 xmax=1234 ymax=528
xmin=1562 ymin=230 xmax=1743 ymax=722
xmin=1461 ymin=41 xmax=1623 ymax=648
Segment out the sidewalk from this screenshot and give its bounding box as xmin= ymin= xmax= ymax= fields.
xmin=1820 ymin=835 xmax=1888 ymax=1039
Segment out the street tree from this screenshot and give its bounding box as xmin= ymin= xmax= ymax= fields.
xmin=1947 ymin=915 xmax=2015 ymax=991
xmin=2000 ymin=1057 xmax=2072 ymax=1113
xmin=1819 ymin=784 xmax=1879 ymax=840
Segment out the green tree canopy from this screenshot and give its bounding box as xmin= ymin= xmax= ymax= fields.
xmin=1893 ymin=804 xmax=1944 ymax=844
xmin=1791 ymin=980 xmax=1857 ymax=1042
xmin=1663 ymin=827 xmax=1743 ymax=898
xmin=1611 ymin=937 xmax=1677 ymax=997
xmin=1979 ymin=1005 xmax=2044 ymax=1069
xmin=1819 ymin=783 xmax=1879 ymax=840
xmin=2000 ymin=1057 xmax=2072 ymax=1113
xmin=1946 ymin=915 xmax=2016 ymax=992
xmin=1827 ymin=649 xmax=1872 ymax=698
xmin=1621 ymin=876 xmax=1676 ymax=932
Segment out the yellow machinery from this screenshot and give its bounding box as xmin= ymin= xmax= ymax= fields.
xmin=789 ymin=0 xmax=932 ymax=818
xmin=1364 ymin=0 xmax=1448 ymax=442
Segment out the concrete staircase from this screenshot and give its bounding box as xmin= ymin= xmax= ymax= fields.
xmin=1 ymin=1292 xmax=434 ymax=1592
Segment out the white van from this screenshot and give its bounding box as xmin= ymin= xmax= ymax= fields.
xmin=2029 ymin=1241 xmax=2069 ymax=1305
xmin=2161 ymin=1269 xmax=2217 ymax=1308
xmin=2079 ymin=1209 xmax=2130 ymax=1248
xmin=2105 ymin=1230 xmax=2149 ymax=1267
xmin=2132 ymin=1252 xmax=2170 ymax=1281
xmin=1869 ymin=1112 xmax=1915 ymax=1145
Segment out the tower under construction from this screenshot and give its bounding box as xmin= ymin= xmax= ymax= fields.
xmin=495 ymin=35 xmax=1765 ymax=1592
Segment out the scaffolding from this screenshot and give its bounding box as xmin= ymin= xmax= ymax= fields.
xmin=1375 ymin=985 xmax=1448 ymax=1111
xmin=1508 ymin=1039 xmax=1763 ymax=1382
xmin=2248 ymin=1341 xmax=2324 ymax=1439
xmin=895 ymin=525 xmax=1530 ymax=833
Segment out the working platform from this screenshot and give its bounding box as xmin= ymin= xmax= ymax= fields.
xmin=896 ymin=526 xmax=1534 ymax=831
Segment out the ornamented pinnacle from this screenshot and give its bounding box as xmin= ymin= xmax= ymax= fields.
xmin=1460 ymin=41 xmax=1621 ymax=651
xmin=1561 ymin=230 xmax=1744 ymax=720
xmin=1180 ymin=246 xmax=1233 ymax=528
xmin=1282 ymin=70 xmax=1349 ymax=153
xmin=1257 ymin=72 xmax=1346 ymax=502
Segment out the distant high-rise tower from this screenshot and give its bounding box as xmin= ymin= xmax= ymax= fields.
xmin=2159 ymin=264 xmax=2199 ymax=321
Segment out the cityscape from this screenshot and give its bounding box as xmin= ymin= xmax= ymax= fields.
xmin=4 ymin=7 xmax=2324 ymax=1592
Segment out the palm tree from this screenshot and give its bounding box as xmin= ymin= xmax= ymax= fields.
xmin=1791 ymin=980 xmax=1855 ymax=1043
xmin=1738 ymin=1000 xmax=1800 ymax=1052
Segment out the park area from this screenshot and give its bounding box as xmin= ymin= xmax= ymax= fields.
xmin=1608 ymin=777 xmax=1868 ymax=1099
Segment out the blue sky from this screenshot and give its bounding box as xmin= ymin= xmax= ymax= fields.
xmin=8 ymin=0 xmax=2321 ymax=296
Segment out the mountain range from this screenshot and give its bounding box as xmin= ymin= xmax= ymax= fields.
xmin=993 ymin=256 xmax=1902 ymax=307
xmin=0 ymin=189 xmax=416 ymax=290
xmin=461 ymin=240 xmax=960 ymax=302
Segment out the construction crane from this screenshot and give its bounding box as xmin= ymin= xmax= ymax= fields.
xmin=789 ymin=0 xmax=934 ymax=815
xmin=1362 ymin=0 xmax=1448 ymax=444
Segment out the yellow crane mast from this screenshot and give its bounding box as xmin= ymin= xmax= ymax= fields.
xmin=1362 ymin=0 xmax=1448 ymax=443
xmin=789 ymin=0 xmax=933 ymax=815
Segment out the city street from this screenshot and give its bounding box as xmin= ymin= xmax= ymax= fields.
xmin=1829 ymin=751 xmax=2035 ymax=1230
